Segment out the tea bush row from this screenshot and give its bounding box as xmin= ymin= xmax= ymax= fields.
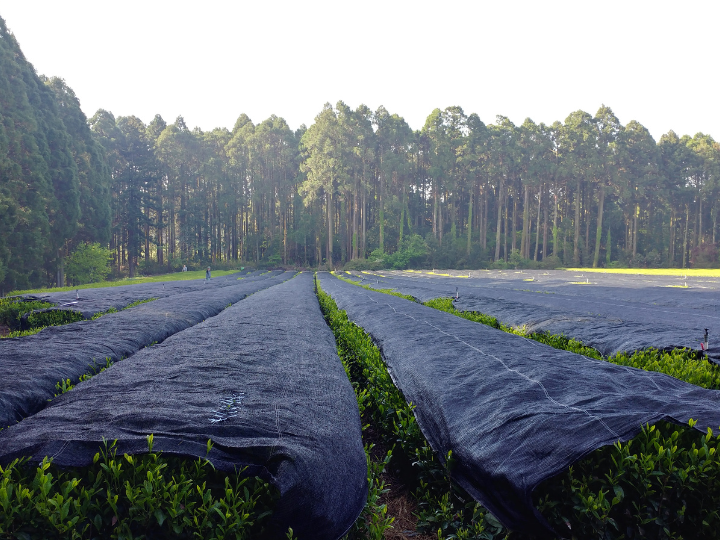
xmin=327 ymin=275 xmax=720 ymax=539
xmin=2 ymin=297 xmax=158 ymax=339
xmin=316 ymin=278 xmax=508 ymax=539
xmin=0 ymin=438 xmax=276 ymax=540
xmin=425 ymin=298 xmax=720 ymax=391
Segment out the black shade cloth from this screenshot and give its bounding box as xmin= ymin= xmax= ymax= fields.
xmin=0 ymin=272 xmax=366 ymax=540
xmin=15 ymin=269 xmax=267 ymax=320
xmin=0 ymin=272 xmax=294 ymax=427
xmin=350 ymin=270 xmax=720 ymax=361
xmin=318 ymin=273 xmax=720 ymax=537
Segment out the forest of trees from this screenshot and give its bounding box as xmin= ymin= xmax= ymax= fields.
xmin=1 ymin=15 xmax=719 ymax=292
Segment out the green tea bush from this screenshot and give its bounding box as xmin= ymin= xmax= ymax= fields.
xmin=0 ymin=437 xmax=276 ymax=540
xmin=332 ymin=277 xmax=720 ymax=539
xmin=316 ymin=279 xmax=508 ymax=539
xmin=426 ymin=298 xmax=720 ymax=391
xmin=0 ymin=298 xmax=54 ymax=331
xmin=25 ymin=309 xmax=84 ymax=330
xmin=535 ymin=420 xmax=720 ymax=540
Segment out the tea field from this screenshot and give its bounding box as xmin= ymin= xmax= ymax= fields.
xmin=1 ymin=270 xmax=719 ymax=540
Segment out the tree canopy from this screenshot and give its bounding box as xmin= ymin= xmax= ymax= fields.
xmin=1 ymin=15 xmax=719 ymax=291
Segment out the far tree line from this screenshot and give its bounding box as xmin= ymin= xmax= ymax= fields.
xmin=1 ymin=15 xmax=719 ymax=292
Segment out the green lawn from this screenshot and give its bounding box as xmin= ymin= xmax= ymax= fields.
xmin=7 ymin=269 xmax=243 ymax=296
xmin=564 ymin=267 xmax=720 ymax=277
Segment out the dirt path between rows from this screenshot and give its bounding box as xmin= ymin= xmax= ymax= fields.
xmin=363 ymin=422 xmax=434 ymax=540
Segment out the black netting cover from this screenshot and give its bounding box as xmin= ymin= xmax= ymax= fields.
xmin=0 ymin=272 xmax=366 ymax=540
xmin=0 ymin=272 xmax=295 ymax=427
xmin=16 ymin=269 xmax=269 ymax=319
xmin=318 ymin=273 xmax=720 ymax=537
xmin=351 ymin=271 xmax=719 ymax=361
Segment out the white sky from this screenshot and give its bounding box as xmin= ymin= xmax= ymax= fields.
xmin=2 ymin=1 xmax=719 ymax=140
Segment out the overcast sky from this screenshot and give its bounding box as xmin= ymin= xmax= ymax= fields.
xmin=3 ymin=1 xmax=718 ymax=140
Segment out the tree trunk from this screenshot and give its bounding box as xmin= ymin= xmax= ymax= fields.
xmin=669 ymin=207 xmax=676 ymax=266
xmin=503 ymin=195 xmax=509 ymax=261
xmin=399 ymin=186 xmax=405 ymax=246
xmin=633 ymin=205 xmax=638 ymax=257
xmin=592 ymin=186 xmax=605 ymax=268
xmin=551 ymin=189 xmax=558 ymax=257
xmin=353 ymin=177 xmax=359 ymax=259
xmin=433 ymin=179 xmax=438 ymax=240
xmin=327 ymin=188 xmax=333 ymax=267
xmin=57 ymin=249 xmax=65 ymax=288
xmin=573 ymin=179 xmax=581 ymax=265
xmin=439 ymin=201 xmax=444 ymax=244
xmin=466 ymin=190 xmax=473 ymax=256
xmin=698 ymin=196 xmax=703 ymax=246
xmin=606 ymin=228 xmax=612 ymax=265
xmin=482 ymin=185 xmax=488 ymax=250
xmin=542 ymin=203 xmax=548 ymax=261
xmin=157 ymin=189 xmax=163 ymax=265
xmin=682 ymin=204 xmax=689 ymax=268
xmin=521 ymin=185 xmax=529 ymax=258
xmin=511 ymin=192 xmax=517 ymax=254
xmin=362 ymin=185 xmax=367 ymax=258
xmin=379 ymin=173 xmax=384 ymax=253
xmin=495 ymin=181 xmax=503 ymax=261
xmin=534 ymin=185 xmax=542 ymax=261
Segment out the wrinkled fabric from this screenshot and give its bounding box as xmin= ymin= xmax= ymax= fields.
xmin=319 ymin=273 xmax=720 ymax=538
xmin=0 ymin=273 xmax=366 ymax=540
xmin=0 ymin=272 xmax=294 ymax=426
xmin=349 ymin=270 xmax=719 ymax=361
xmin=16 ymin=269 xmax=267 ymax=319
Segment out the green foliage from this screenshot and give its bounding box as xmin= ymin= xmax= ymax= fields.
xmin=610 ymin=348 xmax=720 ymax=390
xmin=8 ymin=269 xmax=241 ymax=296
xmin=343 ymin=258 xmax=383 ymax=271
xmin=343 ymin=446 xmax=395 ymax=539
xmin=3 ymin=16 xmax=720 ymax=288
xmin=3 ymin=295 xmax=158 ymax=340
xmin=123 ymin=297 xmax=157 ymax=310
xmin=316 ymin=278 xmax=508 ymax=538
xmin=334 ymin=273 xmax=418 ymax=303
xmin=341 ymin=279 xmax=720 ymax=537
xmin=0 ymin=298 xmax=54 ymax=331
xmin=371 ymin=235 xmax=430 ymax=270
xmin=25 ymin=309 xmax=84 ymax=330
xmin=535 ymin=420 xmax=720 ymax=540
xmin=426 ymin=298 xmax=720 ymax=391
xmin=0 ymin=438 xmax=276 ymax=539
xmin=54 ymin=358 xmax=114 ymax=396
xmin=0 ymin=17 xmax=79 ymax=293
xmin=65 ymin=243 xmax=113 ymax=285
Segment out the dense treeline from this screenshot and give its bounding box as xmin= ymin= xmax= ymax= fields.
xmin=0 ymin=17 xmax=110 ymax=292
xmin=76 ymin=102 xmax=720 ymax=277
xmin=2 ymin=14 xmax=719 ymax=291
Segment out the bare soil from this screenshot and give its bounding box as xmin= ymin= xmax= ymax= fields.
xmin=0 ymin=324 xmax=10 ymax=337
xmin=362 ymin=421 xmax=434 ymax=540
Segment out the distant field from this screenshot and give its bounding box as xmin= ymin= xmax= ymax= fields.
xmin=564 ymin=268 xmax=720 ymax=277
xmin=7 ymin=269 xmax=242 ymax=296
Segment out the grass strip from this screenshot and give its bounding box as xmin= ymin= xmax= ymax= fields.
xmin=564 ymin=268 xmax=720 ymax=277
xmin=0 ymin=437 xmax=276 ymax=540
xmin=6 ymin=270 xmax=242 ymax=296
xmin=325 ymin=273 xmax=720 ymax=539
